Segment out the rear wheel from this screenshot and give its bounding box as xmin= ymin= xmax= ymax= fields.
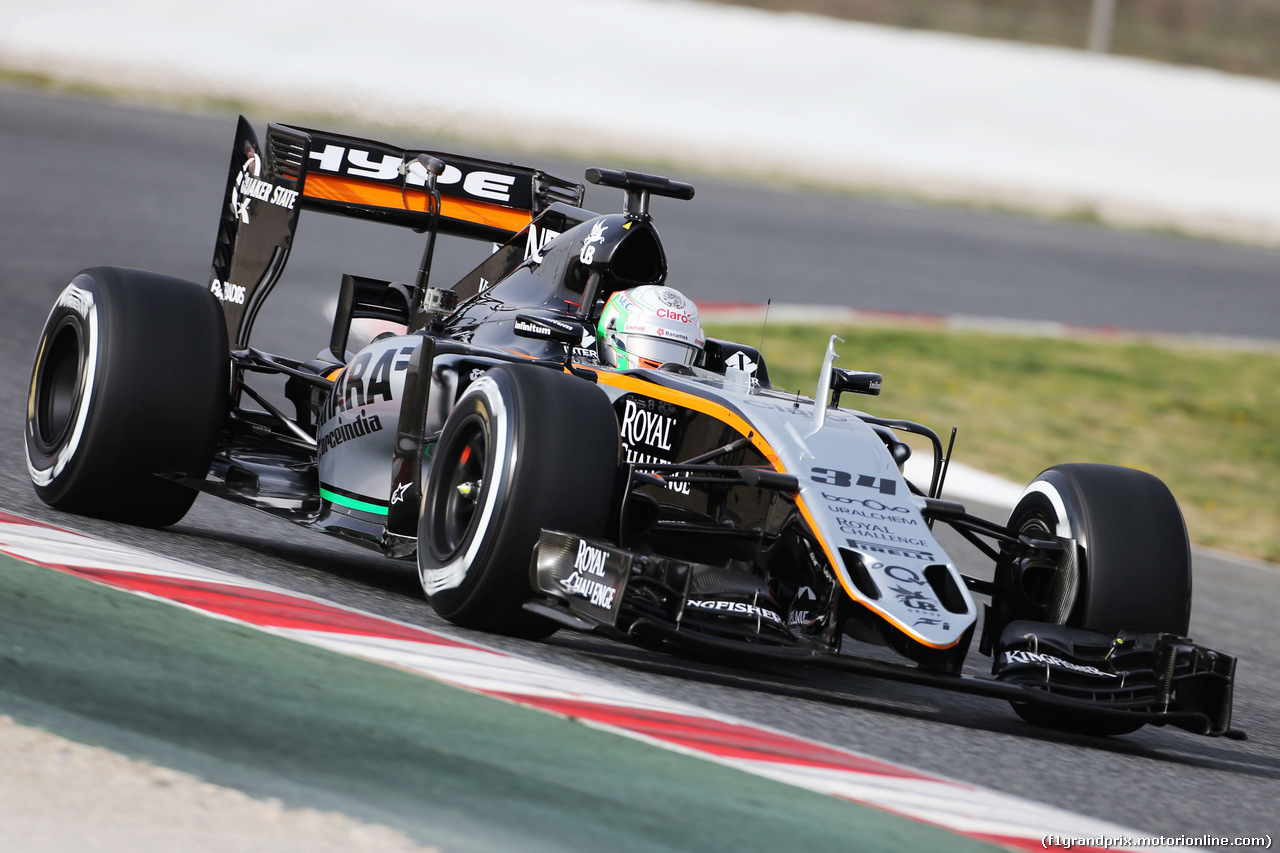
xmin=25 ymin=267 xmax=229 ymax=527
xmin=1000 ymin=463 xmax=1191 ymax=735
xmin=418 ymin=365 xmax=619 ymax=637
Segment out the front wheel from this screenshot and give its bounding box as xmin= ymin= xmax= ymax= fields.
xmin=417 ymin=365 xmax=620 ymax=637
xmin=25 ymin=267 xmax=229 ymax=527
xmin=999 ymin=463 xmax=1192 ymax=735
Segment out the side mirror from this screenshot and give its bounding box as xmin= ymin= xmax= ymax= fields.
xmin=514 ymin=313 xmax=599 ymax=382
xmin=831 ymin=368 xmax=882 ymax=407
xmin=513 ymin=313 xmax=590 ymax=346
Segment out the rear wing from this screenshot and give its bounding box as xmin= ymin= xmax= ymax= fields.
xmin=209 ymin=116 xmax=584 ymax=348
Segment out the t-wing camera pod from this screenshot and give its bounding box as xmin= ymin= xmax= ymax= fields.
xmin=585 ymin=167 xmax=695 ymax=221
xmin=576 ymin=168 xmax=697 ymax=327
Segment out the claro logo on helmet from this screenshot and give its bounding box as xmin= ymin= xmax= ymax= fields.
xmin=655 ymin=308 xmax=691 ymax=322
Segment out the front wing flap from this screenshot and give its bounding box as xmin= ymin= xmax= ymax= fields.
xmin=530 ymin=530 xmax=799 ymax=646
xmin=994 ymin=620 xmax=1238 ymax=737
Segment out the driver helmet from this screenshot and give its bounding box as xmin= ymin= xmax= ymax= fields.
xmin=597 ymin=285 xmax=705 ymax=369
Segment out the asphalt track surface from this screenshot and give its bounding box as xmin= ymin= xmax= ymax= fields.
xmin=1 ymin=87 xmax=1278 ymax=848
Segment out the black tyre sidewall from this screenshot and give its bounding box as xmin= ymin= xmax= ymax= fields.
xmin=26 ymin=267 xmax=229 ymax=527
xmin=419 ymin=365 xmax=619 ymax=632
xmin=1012 ymin=463 xmax=1191 ymax=635
xmin=419 ymin=371 xmax=520 ymax=607
xmin=1005 ymin=463 xmax=1192 ymax=736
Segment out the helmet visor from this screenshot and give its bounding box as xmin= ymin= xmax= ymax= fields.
xmin=620 ymin=333 xmax=700 ymax=367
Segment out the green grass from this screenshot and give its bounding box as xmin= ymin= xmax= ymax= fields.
xmin=708 ymin=321 xmax=1280 ymax=564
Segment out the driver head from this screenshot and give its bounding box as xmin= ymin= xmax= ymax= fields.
xmin=597 ymin=285 xmax=704 ymax=369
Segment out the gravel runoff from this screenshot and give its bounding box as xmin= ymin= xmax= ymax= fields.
xmin=0 ymin=715 xmax=440 ymax=853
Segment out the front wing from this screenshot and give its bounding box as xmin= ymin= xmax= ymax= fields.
xmin=526 ymin=530 xmax=1242 ymax=739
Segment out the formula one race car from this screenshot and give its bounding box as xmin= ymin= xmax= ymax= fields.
xmin=25 ymin=118 xmax=1240 ymax=739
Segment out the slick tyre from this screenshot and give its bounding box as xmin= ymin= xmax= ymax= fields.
xmin=1003 ymin=463 xmax=1192 ymax=735
xmin=25 ymin=267 xmax=229 ymax=527
xmin=418 ymin=365 xmax=620 ymax=637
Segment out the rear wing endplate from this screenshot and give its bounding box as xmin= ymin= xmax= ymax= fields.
xmin=209 ymin=116 xmax=583 ymax=348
